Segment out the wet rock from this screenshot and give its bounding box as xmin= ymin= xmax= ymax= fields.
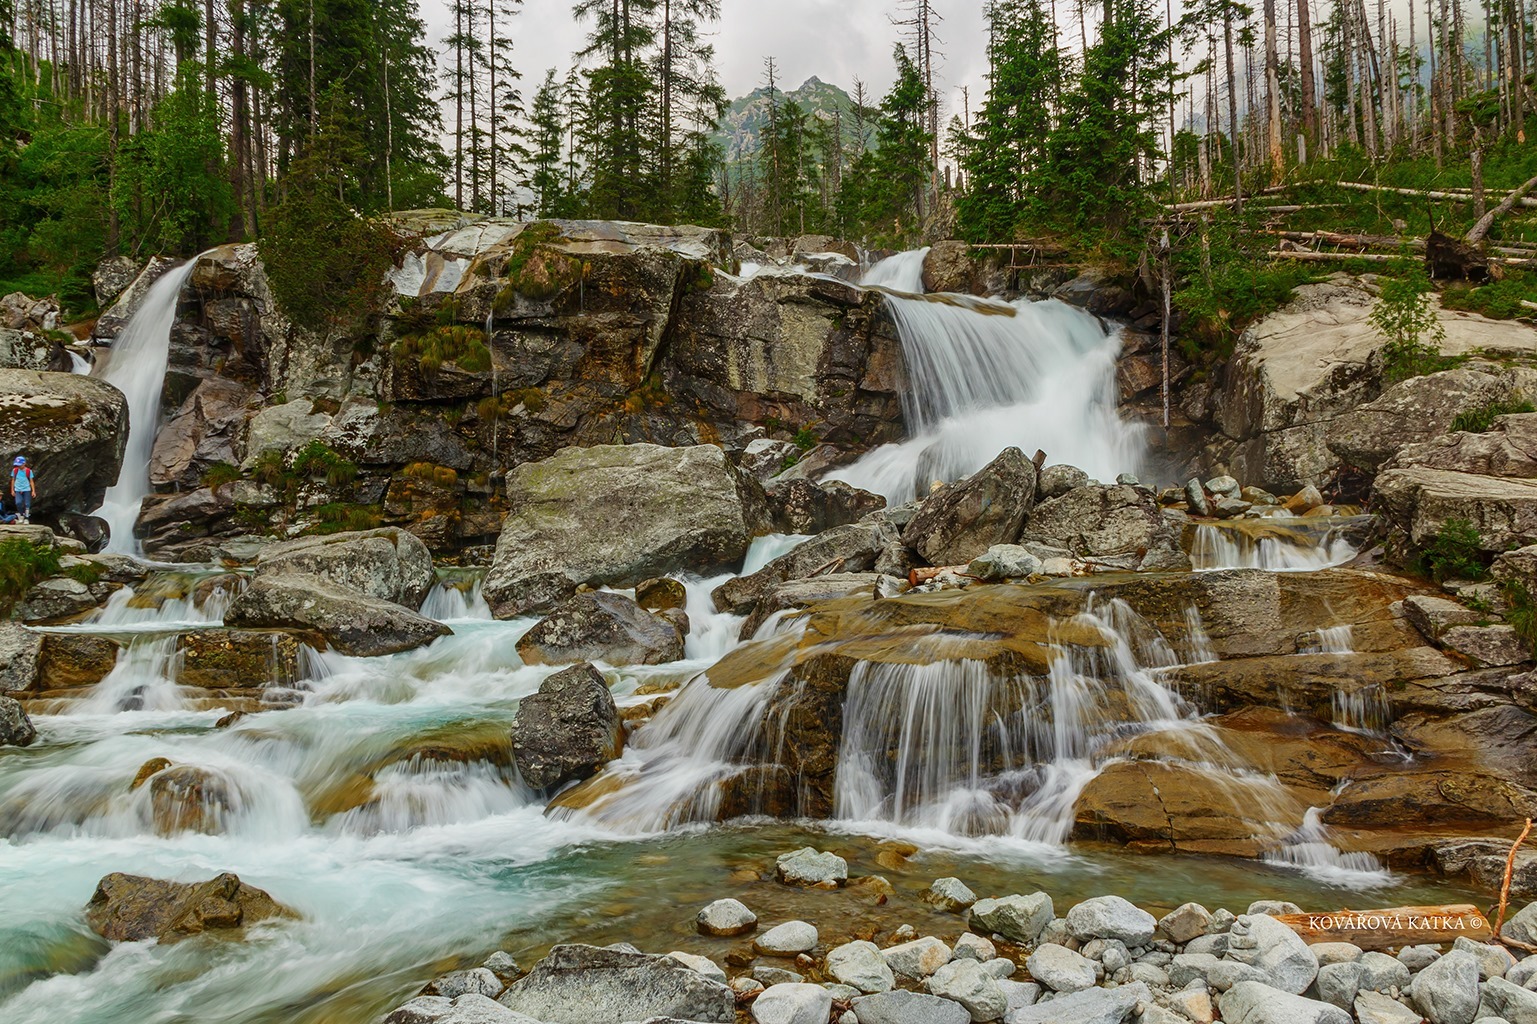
xmin=828 ymin=940 xmax=895 ymax=993
xmin=665 ymin=951 xmax=727 ymax=984
xmin=1439 ymin=625 xmax=1531 ymax=667
xmin=1024 ymin=482 xmax=1190 ymax=572
xmin=0 ymin=622 xmax=43 ymax=691
xmin=508 ymin=663 xmax=621 ymax=790
xmin=55 ymin=512 xmax=111 ymax=554
xmin=1478 ymin=978 xmax=1537 ymax=1024
xmin=424 ymin=968 xmax=505 ymax=1000
xmin=1159 ymin=903 xmax=1214 ymax=944
xmin=1065 ymin=895 xmax=1156 ymax=946
xmin=149 ymin=377 xmax=255 ymax=490
xmin=0 ymin=694 xmax=37 ymax=746
xmin=750 ymin=983 xmax=832 ymax=1024
xmin=485 ymin=444 xmax=767 ymax=618
xmin=0 ymin=369 xmax=129 ymax=516
xmin=1412 ymin=949 xmax=1482 ymax=1024
xmin=738 ymin=572 xmax=901 ymax=639
xmin=175 ymin=630 xmax=301 ymax=691
xmin=1503 ymin=904 xmax=1537 ymax=948
xmin=766 ymin=478 xmax=886 ymax=535
xmin=84 ymin=871 xmax=293 ymax=943
xmin=1005 ymin=981 xmax=1149 ymax=1024
xmin=1220 ymin=981 xmax=1352 ymax=1024
xmin=902 ymin=448 xmax=1036 ymax=566
xmin=967 ymin=545 xmax=1043 ymax=581
xmin=149 ymin=764 xmax=240 ymax=835
xmin=922 ymin=877 xmax=978 ymax=912
xmin=516 ymin=592 xmax=684 ymax=667
xmin=1186 ymin=478 xmax=1213 ymax=516
xmin=226 ymin=574 xmax=451 ymax=657
xmin=753 ymin=966 xmax=805 ymax=986
xmin=952 ymin=933 xmax=996 ymax=962
xmin=636 ymin=577 xmax=687 ymax=613
xmin=928 ymin=958 xmax=1007 ymax=1023
xmin=1026 ymin=943 xmax=1097 ymax=992
xmin=756 ymin=921 xmax=818 ymax=955
xmin=776 ymin=847 xmax=847 ymax=887
xmin=253 ymin=528 xmax=435 ymax=610
xmin=386 ymin=993 xmax=541 ymax=1024
xmin=713 ymin=522 xmax=895 ymax=613
xmin=881 ymin=937 xmax=952 ymax=979
xmin=922 ymin=241 xmax=977 ymax=294
xmin=495 ymin=943 xmax=733 ymax=1024
xmin=696 ymin=898 xmax=757 ymax=937
xmin=1039 ymin=464 xmax=1090 ymax=500
xmin=739 ymin=438 xmax=802 ymax=482
xmin=853 ymin=989 xmax=971 ymax=1024
xmin=970 ymin=893 xmax=1054 ymax=945
xmin=17 ymin=577 xmax=102 ymax=623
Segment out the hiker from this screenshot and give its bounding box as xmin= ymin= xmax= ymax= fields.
xmin=11 ymin=457 xmax=35 ymax=523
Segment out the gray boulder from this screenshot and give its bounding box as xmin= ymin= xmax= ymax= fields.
xmin=0 ymin=621 xmax=42 ymax=692
xmin=922 ymin=877 xmax=978 ymax=912
xmin=225 ymin=574 xmax=451 ymax=657
xmin=853 ymin=989 xmax=970 ymax=1024
xmin=775 ymin=847 xmax=847 ymax=887
xmin=485 ymin=444 xmax=768 ymax=618
xmin=751 ymin=983 xmax=832 ymax=1024
xmin=0 ymin=328 xmax=68 ymax=371
xmin=508 ymin=663 xmax=621 ymax=790
xmin=252 ymin=528 xmax=435 ymax=609
xmin=17 ymin=577 xmax=105 ymax=623
xmin=1219 ymin=981 xmax=1352 ymax=1024
xmin=827 ymin=940 xmax=895 ymax=993
xmin=1159 ymin=903 xmax=1214 ymax=944
xmin=970 ymin=893 xmax=1054 ymax=945
xmin=928 ymin=958 xmax=1007 ymax=1023
xmin=695 ymin=898 xmax=757 ymax=937
xmin=902 ymin=447 xmax=1037 ymax=566
xmin=766 ymin=478 xmax=886 ymax=534
xmin=1504 ymin=904 xmax=1537 ymax=948
xmin=0 ymin=694 xmax=37 ymax=746
xmin=1225 ymin=913 xmax=1319 ymax=994
xmin=1039 ymin=464 xmax=1090 ymax=499
xmin=1004 ymin=981 xmax=1150 ymax=1024
xmin=1479 ymin=977 xmax=1537 ymax=1024
xmin=967 ymin=545 xmax=1043 ymax=581
xmin=756 ymin=920 xmax=818 ymax=955
xmin=1023 ymin=482 xmax=1191 ymax=571
xmin=515 ymin=592 xmax=683 ymax=667
xmin=881 ymin=937 xmax=952 ymax=979
xmin=1412 ymin=949 xmax=1482 ymax=1024
xmin=1065 ymin=895 xmax=1156 ymax=946
xmin=1358 ymin=951 xmax=1412 ymax=992
xmin=713 ymin=522 xmax=895 ymax=613
xmin=1315 ymin=962 xmax=1363 ymax=1010
xmin=424 ymin=969 xmax=505 ymax=1000
xmin=495 ymin=944 xmax=733 ymax=1024
xmin=1354 ymin=991 xmax=1423 ymax=1024
xmin=1025 ymin=943 xmax=1097 ymax=993
xmin=384 ymin=994 xmax=545 ymax=1024
xmin=0 ymin=370 xmax=128 ymax=515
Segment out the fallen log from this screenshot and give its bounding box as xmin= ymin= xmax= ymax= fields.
xmin=908 ymin=565 xmax=973 ymax=587
xmin=1333 ymin=180 xmax=1537 ymax=208
xmin=1272 ymin=905 xmax=1492 ymax=950
xmin=1467 ymin=172 xmax=1537 ymax=244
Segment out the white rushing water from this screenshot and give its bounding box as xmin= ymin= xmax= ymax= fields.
xmin=1190 ymin=519 xmax=1362 ymax=572
xmin=830 ymin=250 xmax=1145 ymax=503
xmin=91 ymin=262 xmax=197 ymax=555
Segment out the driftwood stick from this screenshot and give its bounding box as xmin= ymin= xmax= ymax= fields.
xmin=1494 ymin=818 xmax=1535 ymax=940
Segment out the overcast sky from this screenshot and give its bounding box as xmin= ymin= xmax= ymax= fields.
xmin=419 ymin=0 xmax=991 ymax=122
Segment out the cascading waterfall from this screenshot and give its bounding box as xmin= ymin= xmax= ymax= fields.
xmin=829 ymin=251 xmax=1145 ymax=503
xmin=1190 ymin=519 xmax=1363 ymax=572
xmin=92 ymin=261 xmax=198 ymax=555
xmin=1263 ymin=807 xmax=1391 ymax=887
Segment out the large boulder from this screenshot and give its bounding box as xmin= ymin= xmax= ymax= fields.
xmin=0 ymin=370 xmax=129 ymax=515
xmin=485 ymin=444 xmax=768 ymax=618
xmin=252 ymin=528 xmax=436 ymax=609
xmin=515 ymin=592 xmax=684 ymax=667
xmin=0 ymin=694 xmax=36 ymax=746
xmin=0 ymin=622 xmax=43 ymax=692
xmin=0 ymin=328 xmax=69 ymax=371
xmin=1327 ymin=366 xmax=1537 ymax=473
xmin=495 ymin=943 xmax=734 ymax=1024
xmin=175 ymin=630 xmax=303 ymax=691
xmin=225 ymin=574 xmax=450 ymax=657
xmin=901 ymin=447 xmax=1037 ymax=566
xmin=1024 ymin=482 xmax=1190 ymax=571
xmin=713 ymin=520 xmax=896 ymax=613
xmin=84 ymin=871 xmax=293 ymax=943
xmin=508 ymin=663 xmax=622 ymax=789
xmin=765 ymin=477 xmax=886 ymax=534
xmin=149 ymin=377 xmax=256 ymax=489
xmin=1219 ymin=981 xmax=1352 ymax=1024
xmin=92 ymin=255 xmax=183 ymax=343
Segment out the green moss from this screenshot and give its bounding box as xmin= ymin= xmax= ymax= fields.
xmin=1503 ymin=580 xmax=1537 ymax=654
xmin=0 ymin=539 xmax=62 ymax=615
xmin=1450 ymin=399 xmax=1536 ymax=434
xmin=306 ymin=503 xmax=382 ymax=535
xmin=495 ymin=222 xmax=582 ymax=308
xmin=394 ymin=325 xmax=491 ymax=375
xmin=792 ymin=425 xmax=819 ymax=451
xmin=1441 ymin=273 xmax=1537 ymax=322
xmin=200 ymin=462 xmax=242 ymax=489
xmin=291 ymin=441 xmax=358 ymax=488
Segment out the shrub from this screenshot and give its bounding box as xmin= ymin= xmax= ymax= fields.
xmin=308 ymin=503 xmax=382 ymax=535
xmin=792 ymin=425 xmax=819 ymax=451
xmin=1503 ymin=580 xmax=1537 ymax=654
xmin=0 ymin=539 xmax=62 ymax=614
xmin=1372 ymin=270 xmax=1453 ymax=384
xmin=393 ymin=325 xmax=491 ymax=375
xmin=1450 ymin=399 xmax=1536 ymax=434
xmin=1415 ymin=518 xmax=1490 ymax=583
xmin=291 ymin=441 xmax=358 ymax=488
xmin=200 ymin=462 xmax=242 ymax=489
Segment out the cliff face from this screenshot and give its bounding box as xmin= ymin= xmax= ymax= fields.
xmin=136 ymin=218 xmax=907 ymax=559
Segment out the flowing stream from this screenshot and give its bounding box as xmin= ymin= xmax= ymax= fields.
xmin=0 ymin=251 xmax=1478 ymax=1024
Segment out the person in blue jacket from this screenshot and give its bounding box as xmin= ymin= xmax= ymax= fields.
xmin=11 ymin=457 xmax=36 ymax=523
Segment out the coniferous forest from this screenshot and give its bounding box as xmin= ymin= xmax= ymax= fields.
xmin=0 ymin=0 xmax=1535 ymax=343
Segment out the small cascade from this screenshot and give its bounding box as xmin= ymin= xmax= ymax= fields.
xmin=1263 ymin=807 xmax=1392 ymax=886
xmin=1190 ymin=519 xmax=1363 ymax=572
xmin=85 ymin=572 xmax=241 ymax=629
xmin=67 ymin=351 xmax=91 ymax=374
xmin=829 ymin=253 xmax=1144 ymax=503
xmin=1301 ymin=626 xmax=1394 ymax=736
xmin=1304 ymin=625 xmax=1355 ymax=655
xmin=421 ymin=577 xmax=493 ymax=621
xmin=92 ymin=260 xmax=198 ymax=554
xmin=73 ymin=638 xmax=184 ymax=714
xmin=329 ymin=754 xmax=526 ymax=836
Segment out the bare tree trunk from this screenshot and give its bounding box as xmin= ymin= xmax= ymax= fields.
xmin=1265 ymin=0 xmax=1283 ymax=173
xmin=1224 ymin=10 xmax=1243 ymax=210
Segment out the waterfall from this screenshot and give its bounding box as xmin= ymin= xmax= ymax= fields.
xmin=1263 ymin=807 xmax=1391 ymax=887
xmin=422 ymin=578 xmax=493 ymax=621
xmin=92 ymin=261 xmax=197 ymax=555
xmin=1190 ymin=519 xmax=1362 ymax=572
xmin=829 ymin=252 xmax=1145 ymax=503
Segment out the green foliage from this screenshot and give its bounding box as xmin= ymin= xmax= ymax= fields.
xmin=112 ymin=87 xmax=235 ymax=254
xmin=394 ymin=325 xmax=491 ymax=374
xmin=307 ymin=503 xmax=382 ymax=535
xmin=496 ymin=223 xmax=581 ymax=306
xmin=1172 ymin=228 xmax=1322 ymax=360
xmin=1371 ymin=269 xmax=1453 ymax=384
xmin=1440 ymin=273 xmax=1537 ymax=322
xmin=836 ymin=47 xmax=934 ymax=247
xmin=0 ymin=539 xmax=61 ymax=615
xmin=1450 ymin=399 xmax=1536 ymax=434
xmin=792 ymin=425 xmax=818 ymax=451
xmin=291 ymin=441 xmax=358 ymax=488
xmin=1502 ymin=580 xmax=1537 ymax=654
xmin=200 ymin=462 xmax=243 ymax=489
xmin=1414 ymin=518 xmax=1490 ymax=583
